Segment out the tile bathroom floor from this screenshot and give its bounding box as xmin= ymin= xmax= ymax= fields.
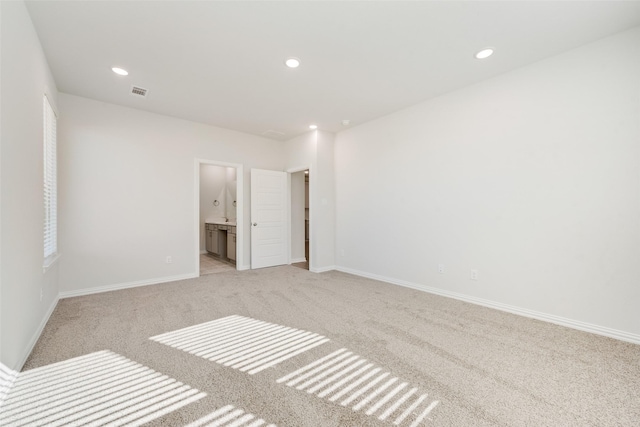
xmin=200 ymin=253 xmax=235 ymax=275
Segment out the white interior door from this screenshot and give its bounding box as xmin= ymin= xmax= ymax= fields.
xmin=251 ymin=169 xmax=287 ymax=269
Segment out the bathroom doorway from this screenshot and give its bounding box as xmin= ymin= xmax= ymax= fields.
xmin=195 ymin=159 xmax=243 ymax=276
xmin=290 ymin=168 xmax=310 ymax=270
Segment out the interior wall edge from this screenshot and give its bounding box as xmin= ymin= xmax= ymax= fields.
xmin=58 ymin=272 xmax=198 ymax=300
xmin=16 ymin=295 xmax=59 ymax=371
xmin=310 ymin=265 xmax=336 ymax=274
xmin=335 ymin=266 xmax=640 ymax=346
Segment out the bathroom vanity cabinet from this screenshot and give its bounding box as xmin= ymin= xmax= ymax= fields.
xmin=205 ymin=222 xmax=236 ymax=263
xmin=227 ymin=226 xmax=236 ymax=262
xmin=205 ymin=223 xmax=220 ymax=256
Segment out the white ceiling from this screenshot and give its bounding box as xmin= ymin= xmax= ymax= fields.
xmin=26 ymin=1 xmax=640 ymax=141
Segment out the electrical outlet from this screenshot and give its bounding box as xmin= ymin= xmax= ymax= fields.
xmin=471 ymin=269 xmax=479 ymax=281
xmin=438 ymin=264 xmax=445 ymax=274
xmin=40 ymin=288 xmax=43 ymax=301
xmin=340 ymin=249 xmax=345 ymax=257
xmin=166 ymin=256 xmax=172 ymax=264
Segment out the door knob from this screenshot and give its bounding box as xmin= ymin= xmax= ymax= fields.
xmin=253 ymin=222 xmax=257 ymax=226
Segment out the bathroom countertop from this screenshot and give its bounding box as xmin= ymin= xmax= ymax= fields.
xmin=206 ymin=220 xmax=236 ymax=226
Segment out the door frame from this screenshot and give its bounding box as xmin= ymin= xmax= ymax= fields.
xmin=286 ymin=165 xmax=312 ymax=270
xmin=194 ymin=159 xmax=244 ymax=274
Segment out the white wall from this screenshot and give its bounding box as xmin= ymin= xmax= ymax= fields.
xmin=225 ymin=167 xmax=237 ymax=221
xmin=285 ymin=131 xmax=316 ymax=173
xmin=315 ymin=131 xmax=336 ymax=270
xmin=58 ymin=94 xmax=285 ymax=294
xmin=0 ymin=0 xmax=3 ymax=371
xmin=199 ymin=164 xmax=227 ymax=252
xmin=335 ymin=27 xmax=640 ymax=340
xmin=284 ymin=130 xmax=336 ymax=272
xmin=0 ymin=0 xmax=60 ymax=370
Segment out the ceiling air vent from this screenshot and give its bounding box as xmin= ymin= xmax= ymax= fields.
xmin=262 ymin=130 xmax=285 ymax=138
xmin=130 ymin=85 xmax=148 ymax=98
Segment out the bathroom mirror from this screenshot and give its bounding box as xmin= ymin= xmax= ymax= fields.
xmin=200 ymin=165 xmax=237 ymax=225
xmin=225 ymin=167 xmax=237 ymax=221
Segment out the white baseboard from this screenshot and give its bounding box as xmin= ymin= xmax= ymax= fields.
xmin=59 ymin=272 xmax=198 ymax=299
xmin=290 ymin=257 xmax=307 ymax=264
xmin=17 ymin=295 xmax=59 ymax=370
xmin=310 ymin=265 xmax=336 ymax=274
xmin=238 ymin=264 xmax=251 ymax=271
xmin=335 ymin=266 xmax=640 ymax=346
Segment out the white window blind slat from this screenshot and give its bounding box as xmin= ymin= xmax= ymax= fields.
xmin=44 ymin=96 xmax=57 ymax=261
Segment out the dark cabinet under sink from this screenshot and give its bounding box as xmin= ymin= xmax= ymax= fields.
xmin=205 ymin=223 xmax=236 ymax=263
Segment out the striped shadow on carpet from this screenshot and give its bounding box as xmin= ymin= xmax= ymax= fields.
xmin=185 ymin=404 xmax=277 ymax=427
xmin=0 ymin=350 xmax=206 ymax=427
xmin=277 ymin=348 xmax=439 ymax=427
xmin=0 ymin=363 xmax=19 ymax=408
xmin=149 ymin=315 xmax=330 ymax=375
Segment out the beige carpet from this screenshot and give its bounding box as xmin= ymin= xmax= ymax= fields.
xmin=4 ymin=266 xmax=639 ymax=426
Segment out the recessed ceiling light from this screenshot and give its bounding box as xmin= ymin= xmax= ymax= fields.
xmin=112 ymin=67 xmax=129 ymax=76
xmin=475 ymin=48 xmax=494 ymax=60
xmin=285 ymin=57 xmax=300 ymax=68
xmin=309 ymin=124 xmax=317 ymax=130
xmin=341 ymin=120 xmax=351 ymax=126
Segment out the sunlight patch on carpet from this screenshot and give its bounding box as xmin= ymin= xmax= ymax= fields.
xmin=185 ymin=404 xmax=278 ymax=427
xmin=0 ymin=350 xmax=206 ymax=427
xmin=150 ymin=315 xmax=329 ymax=375
xmin=0 ymin=363 xmax=19 ymax=410
xmin=277 ymin=348 xmax=439 ymax=426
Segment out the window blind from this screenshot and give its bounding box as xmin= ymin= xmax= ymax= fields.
xmin=43 ymin=95 xmax=57 ymax=261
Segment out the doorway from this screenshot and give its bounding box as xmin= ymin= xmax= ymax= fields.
xmin=195 ymin=159 xmax=243 ymax=276
xmin=290 ymin=168 xmax=310 ymax=270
